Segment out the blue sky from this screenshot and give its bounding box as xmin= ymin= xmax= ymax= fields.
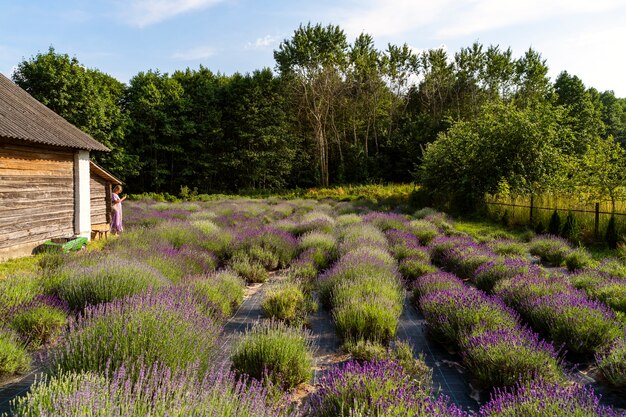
xmin=1 ymin=0 xmax=625 ymax=96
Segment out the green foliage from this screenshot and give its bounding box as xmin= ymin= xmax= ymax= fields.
xmin=231 ymin=320 xmax=315 ymax=390
xmin=261 ymin=282 xmax=306 ymax=323
xmin=548 ymin=211 xmax=561 ymax=235
xmin=9 ymin=305 xmax=67 ymax=349
xmin=190 ymin=271 xmax=245 ymax=316
xmin=0 ymin=329 xmax=31 ymax=376
xmin=229 ymin=255 xmax=269 ymax=283
xmin=399 ymin=258 xmax=437 ymax=282
xmin=529 ymin=236 xmax=572 ymax=266
xmin=57 ymin=259 xmax=168 ymax=310
xmin=597 ymin=337 xmax=626 ymax=387
xmin=420 ymin=101 xmax=568 ymax=208
xmin=52 ymin=289 xmax=221 ymax=378
xmin=564 ymin=248 xmax=595 ymax=271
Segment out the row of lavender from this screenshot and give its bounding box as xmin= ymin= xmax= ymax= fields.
xmin=2 ymin=199 xmax=625 ymax=416
xmin=306 ymin=210 xmax=625 ymax=416
xmin=1 ymin=199 xmax=334 ymax=416
xmin=428 ymin=231 xmax=626 ymax=386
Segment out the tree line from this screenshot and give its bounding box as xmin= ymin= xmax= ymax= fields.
xmin=12 ymin=23 xmax=626 ymax=203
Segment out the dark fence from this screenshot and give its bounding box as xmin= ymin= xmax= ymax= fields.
xmin=486 ymin=198 xmax=626 ymax=238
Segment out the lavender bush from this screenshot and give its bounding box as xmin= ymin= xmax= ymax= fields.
xmin=571 ymin=270 xmax=626 ymax=315
xmin=428 ymin=235 xmax=476 ymax=266
xmin=596 ymin=337 xmax=626 ymax=387
xmin=411 ymin=272 xmax=464 ymax=300
xmin=408 ymin=219 xmax=440 ymax=245
xmin=231 ymin=320 xmax=314 ymax=390
xmin=189 ymin=270 xmax=245 ymax=316
xmin=7 ymin=295 xmax=68 ymax=348
xmin=418 ymin=286 xmax=519 ymax=346
xmin=399 ymin=257 xmax=438 ymax=282
xmin=485 ymin=239 xmax=528 ymax=257
xmin=529 ymin=235 xmax=572 ymax=266
xmin=479 ymin=379 xmax=625 ymax=417
xmin=307 ymin=359 xmax=464 ymax=417
xmin=8 ymin=363 xmax=297 ymax=417
xmin=462 ymin=327 xmax=563 ymax=387
xmin=57 ymin=257 xmax=169 ymax=310
xmin=52 ymin=287 xmax=222 ymax=378
xmin=441 ymin=243 xmax=495 ymax=280
xmin=0 ymin=327 xmax=30 ymax=376
xmin=474 ymin=258 xmax=540 ymax=292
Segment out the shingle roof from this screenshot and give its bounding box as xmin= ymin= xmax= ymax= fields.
xmin=0 ymin=73 xmax=109 ymax=151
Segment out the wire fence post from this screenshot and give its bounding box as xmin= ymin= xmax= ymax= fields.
xmin=529 ymin=195 xmax=534 ymax=225
xmin=595 ymin=202 xmax=600 ymax=239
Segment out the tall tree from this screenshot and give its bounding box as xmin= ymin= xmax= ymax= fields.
xmin=274 ymin=23 xmax=348 ymax=186
xmin=554 ymin=71 xmax=604 ymax=154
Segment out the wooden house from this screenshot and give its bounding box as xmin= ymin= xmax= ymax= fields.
xmin=0 ymin=73 xmax=113 ymax=260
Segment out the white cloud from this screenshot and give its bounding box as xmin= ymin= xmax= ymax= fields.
xmin=246 ymin=35 xmax=279 ymax=49
xmin=171 ymin=46 xmax=215 ymax=60
xmin=334 ymin=0 xmax=624 ymax=40
xmin=337 ymin=0 xmax=453 ymax=38
xmin=121 ymin=0 xmax=224 ymax=27
xmin=537 ymin=25 xmax=626 ymax=96
xmin=436 ymin=0 xmax=624 ymax=38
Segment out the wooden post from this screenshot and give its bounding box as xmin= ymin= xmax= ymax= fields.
xmin=529 ymin=195 xmax=534 ymax=225
xmin=595 ymin=202 xmax=600 ymax=239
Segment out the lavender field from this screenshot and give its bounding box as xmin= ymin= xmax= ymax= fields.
xmin=0 ymin=197 xmax=625 ymax=416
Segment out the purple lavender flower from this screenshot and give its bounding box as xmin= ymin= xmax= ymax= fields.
xmin=480 ymin=379 xmax=625 ymax=416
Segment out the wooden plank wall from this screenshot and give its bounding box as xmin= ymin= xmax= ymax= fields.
xmin=90 ymin=175 xmax=108 ymax=225
xmin=0 ymin=140 xmax=75 ymax=249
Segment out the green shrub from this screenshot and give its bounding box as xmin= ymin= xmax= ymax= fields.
xmin=9 ymin=302 xmax=67 ymax=348
xmin=333 ymin=300 xmax=400 ymax=344
xmin=239 ymin=246 xmax=280 ymax=270
xmin=344 ymin=339 xmax=388 ymax=363
xmin=529 ymin=235 xmax=571 ymax=266
xmin=229 ymin=255 xmax=269 ymax=283
xmin=399 ymin=257 xmax=437 ymax=282
xmin=606 ymin=215 xmax=619 ymax=249
xmin=409 ymin=219 xmax=439 ymax=245
xmin=561 ymin=212 xmax=579 ymax=241
xmin=298 ymin=231 xmax=337 ymax=256
xmin=231 ymin=320 xmax=315 ymax=390
xmin=0 ymin=273 xmax=42 ymax=312
xmin=51 ymin=288 xmax=222 ymax=379
xmin=564 ymin=248 xmax=594 ymax=272
xmin=597 ymin=337 xmax=626 ymax=388
xmin=57 ymin=258 xmax=168 ymax=310
xmin=486 ymin=239 xmax=527 ymax=257
xmin=37 ymin=252 xmax=66 ymax=272
xmin=0 ymin=328 xmax=30 ymax=376
xmin=548 ymin=210 xmax=561 ymax=235
xmin=190 ymin=270 xmax=245 ymax=316
xmin=597 ymin=258 xmax=626 ymax=279
xmin=261 ymin=282 xmax=306 ymax=323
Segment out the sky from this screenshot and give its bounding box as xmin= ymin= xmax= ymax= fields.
xmin=1 ymin=0 xmax=625 ymax=96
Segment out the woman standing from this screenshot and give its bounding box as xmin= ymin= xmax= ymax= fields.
xmin=111 ymin=185 xmax=126 ymax=235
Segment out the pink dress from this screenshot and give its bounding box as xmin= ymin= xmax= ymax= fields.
xmin=111 ymin=193 xmax=123 ymax=233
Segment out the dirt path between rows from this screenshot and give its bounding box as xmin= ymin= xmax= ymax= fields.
xmin=397 ymin=295 xmax=482 ymax=412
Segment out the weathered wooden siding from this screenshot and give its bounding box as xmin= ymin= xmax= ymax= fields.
xmin=0 ymin=140 xmax=75 ymax=249
xmin=90 ymin=175 xmax=108 ymax=224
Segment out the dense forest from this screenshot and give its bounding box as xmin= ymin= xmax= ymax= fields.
xmin=11 ymin=23 xmax=626 ymax=205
